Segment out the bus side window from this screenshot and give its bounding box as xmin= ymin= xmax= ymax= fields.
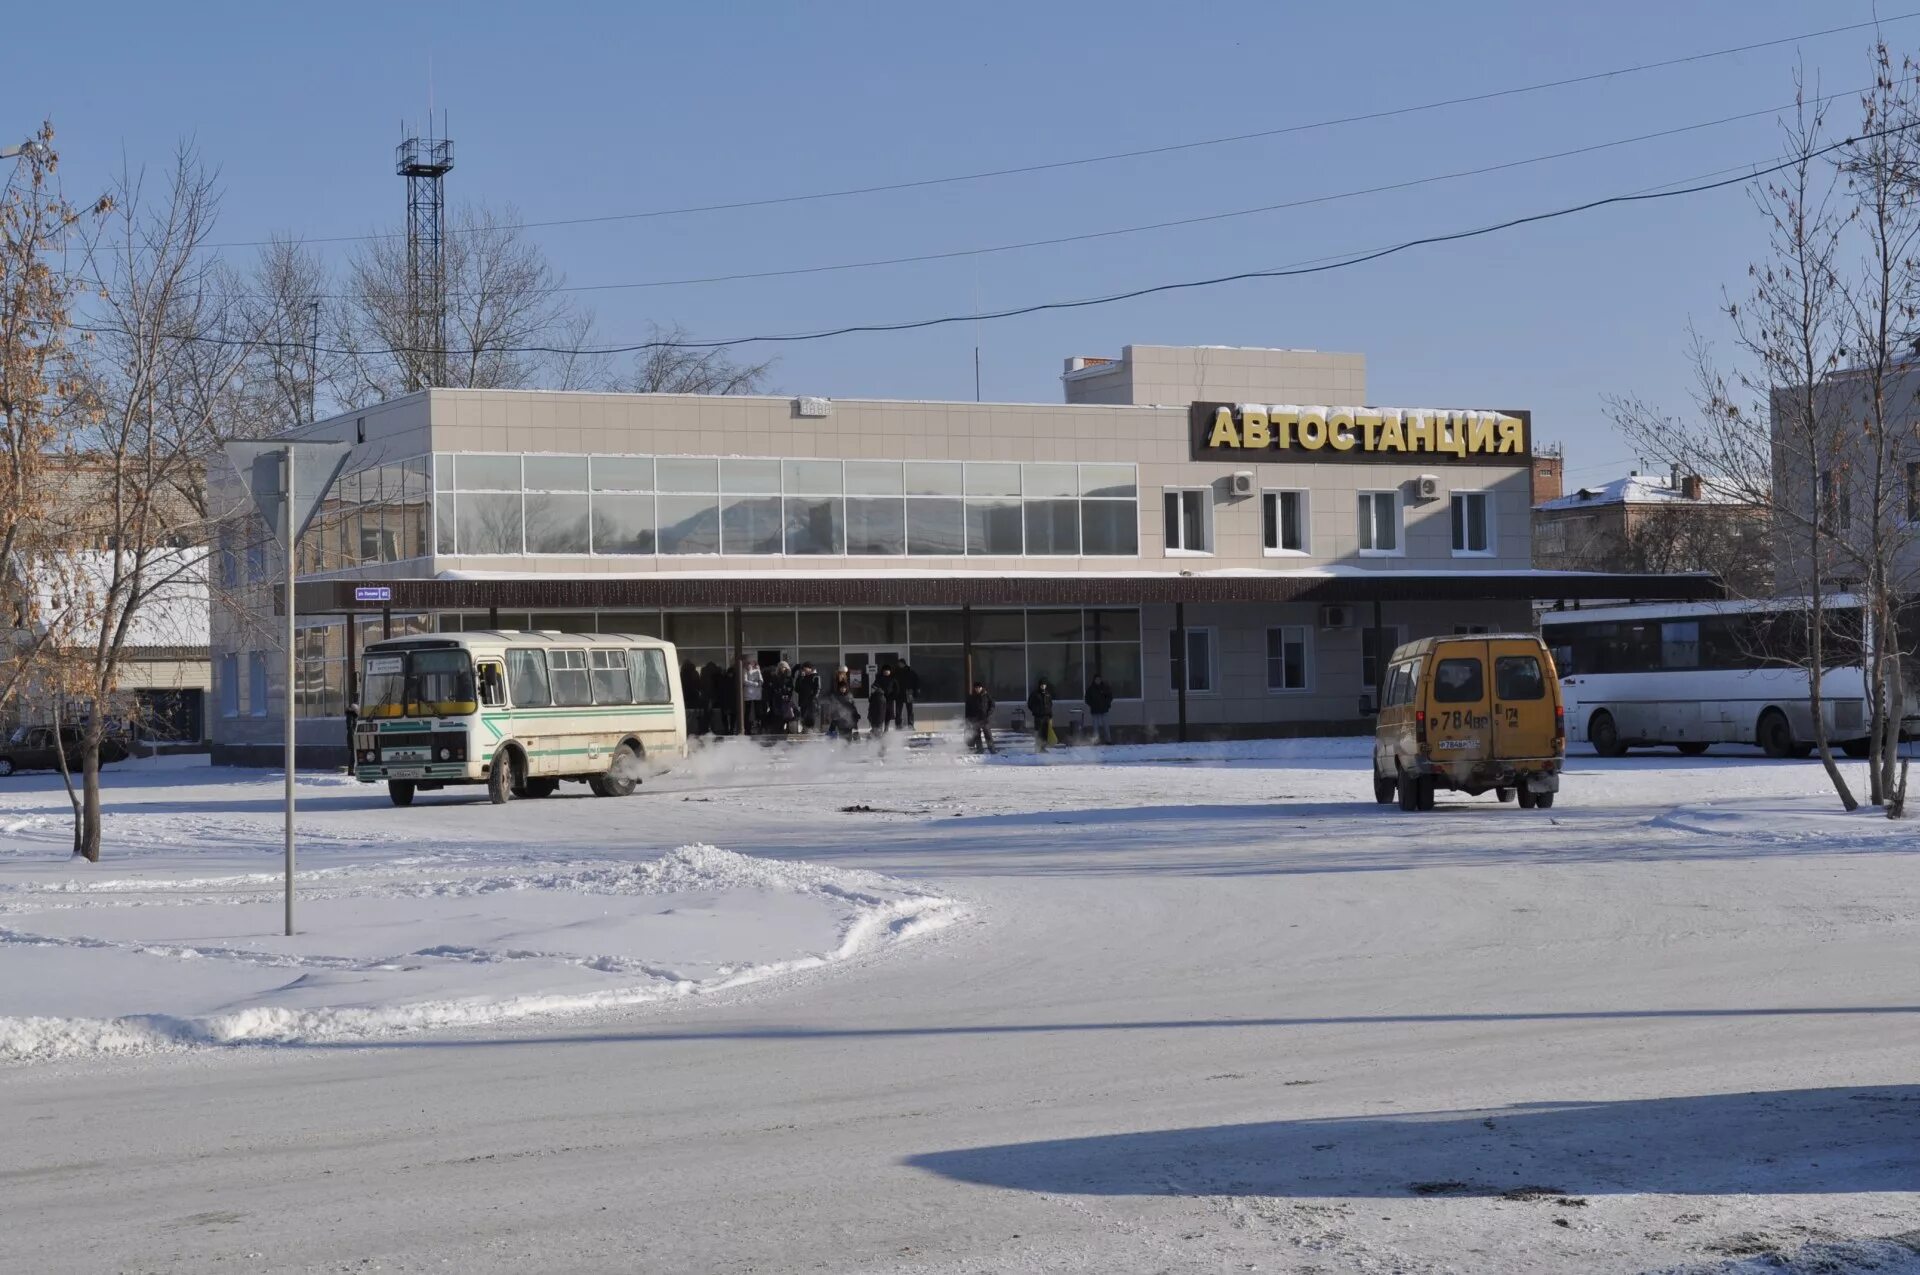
xmin=629 ymin=648 xmax=671 ymax=704
xmin=506 ymin=649 xmax=551 ymax=708
xmin=477 ymin=661 xmax=507 ymax=707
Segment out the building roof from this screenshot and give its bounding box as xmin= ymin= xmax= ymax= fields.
xmin=25 ymin=550 xmax=209 ymax=652
xmin=296 ymin=567 xmax=1721 ymax=616
xmin=1534 ymin=474 xmax=1750 ymax=512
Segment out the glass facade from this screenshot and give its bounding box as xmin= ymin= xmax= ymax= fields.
xmin=431 ymin=454 xmax=1139 ymax=558
xmin=405 ymin=606 xmax=1144 ymax=707
xmin=302 ymin=457 xmax=431 ymax=574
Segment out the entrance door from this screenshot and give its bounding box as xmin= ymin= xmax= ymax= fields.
xmin=842 ymin=650 xmax=901 ymax=696
xmin=1489 ymin=638 xmax=1555 ymax=760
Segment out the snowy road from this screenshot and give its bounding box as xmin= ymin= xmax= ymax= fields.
xmin=3 ymin=741 xmax=1918 ymax=1273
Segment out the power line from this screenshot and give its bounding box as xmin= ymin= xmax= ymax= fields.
xmin=196 ymin=11 xmax=1920 ymax=252
xmin=150 ymin=81 xmax=1888 ymax=302
xmin=78 ymin=121 xmax=1912 ymax=359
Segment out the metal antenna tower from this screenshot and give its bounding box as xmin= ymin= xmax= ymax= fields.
xmin=395 ymin=117 xmax=454 ymax=390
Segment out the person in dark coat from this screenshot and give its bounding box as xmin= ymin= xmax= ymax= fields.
xmin=1084 ymin=672 xmax=1115 ymax=744
xmin=964 ymin=680 xmax=996 ymax=754
xmin=867 ymin=680 xmax=890 ymax=739
xmin=1027 ymin=678 xmax=1055 ymax=752
xmin=890 ymin=660 xmax=920 ymax=729
xmin=701 ymin=661 xmax=725 ymax=736
xmin=681 ymin=659 xmax=706 ymax=737
xmin=796 ymin=662 xmax=821 ymax=731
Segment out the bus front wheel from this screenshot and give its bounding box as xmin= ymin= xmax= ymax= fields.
xmin=1589 ymin=710 xmax=1627 ymax=758
xmin=388 ymin=780 xmax=416 ymax=807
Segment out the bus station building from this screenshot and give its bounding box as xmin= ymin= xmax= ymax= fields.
xmin=210 ymin=343 xmax=1717 ymax=766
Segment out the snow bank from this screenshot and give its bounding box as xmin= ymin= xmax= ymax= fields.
xmin=0 ymin=844 xmax=964 ymax=1064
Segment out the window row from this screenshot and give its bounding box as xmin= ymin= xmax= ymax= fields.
xmin=438 ymin=454 xmax=1138 ymax=499
xmin=1166 ymin=487 xmax=1497 ymax=557
xmin=436 ymin=490 xmax=1138 ymax=557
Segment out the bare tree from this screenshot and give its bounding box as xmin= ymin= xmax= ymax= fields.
xmin=1827 ymin=46 xmax=1920 ymax=811
xmin=228 ymin=236 xmax=332 ymax=437
xmin=0 ymin=126 xmax=101 ymax=719
xmin=338 ymin=203 xmax=579 ymax=403
xmin=1612 ymin=501 xmax=1775 ymax=598
xmin=57 ymin=145 xmax=253 ymax=860
xmin=1609 ymin=83 xmax=1859 ymax=809
xmin=612 ymin=323 xmax=774 ymax=395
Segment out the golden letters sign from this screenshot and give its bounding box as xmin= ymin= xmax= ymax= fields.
xmin=1189 ymin=402 xmax=1531 ymax=465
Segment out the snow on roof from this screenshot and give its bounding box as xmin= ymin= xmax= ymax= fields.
xmin=1534 ymin=474 xmax=1751 ymax=512
xmin=26 ymin=550 xmax=209 ymax=650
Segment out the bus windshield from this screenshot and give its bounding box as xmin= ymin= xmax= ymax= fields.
xmin=361 ymin=649 xmax=477 ymax=719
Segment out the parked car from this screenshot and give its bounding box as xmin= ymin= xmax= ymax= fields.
xmin=0 ymin=726 xmax=130 ymax=776
xmin=1369 ymin=632 xmax=1566 ymax=811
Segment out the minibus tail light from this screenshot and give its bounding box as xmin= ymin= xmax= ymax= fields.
xmin=1415 ymin=708 xmax=1427 ymax=747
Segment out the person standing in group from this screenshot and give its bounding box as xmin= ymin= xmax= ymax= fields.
xmin=770 ymin=660 xmax=796 ymax=735
xmin=827 ymin=670 xmax=859 ymax=744
xmin=1027 ymin=678 xmax=1055 ymax=752
xmin=744 ymin=660 xmax=765 ymax=734
xmin=891 ymin=660 xmax=919 ymax=729
xmin=796 ymin=661 xmax=821 ymax=732
xmin=681 ymin=659 xmax=706 ymax=737
xmin=867 ymin=678 xmax=890 ymax=741
xmin=1084 ymin=672 xmax=1115 ymax=745
xmin=701 ymin=661 xmax=726 ymax=736
xmin=964 ymin=679 xmax=996 ymax=754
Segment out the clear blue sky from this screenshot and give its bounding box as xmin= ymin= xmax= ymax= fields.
xmin=8 ymin=0 xmax=1904 ymax=485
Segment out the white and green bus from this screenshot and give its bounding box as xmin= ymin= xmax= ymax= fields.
xmin=354 ymin=631 xmax=685 ymax=806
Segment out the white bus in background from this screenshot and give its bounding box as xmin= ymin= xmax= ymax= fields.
xmin=1541 ymin=597 xmax=1919 ymax=759
xmin=355 ymin=631 xmax=686 ymax=806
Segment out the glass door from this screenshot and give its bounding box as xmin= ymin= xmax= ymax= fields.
xmin=842 ymin=650 xmax=901 ymax=695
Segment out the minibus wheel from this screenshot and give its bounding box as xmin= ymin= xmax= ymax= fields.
xmin=1517 ymin=786 xmax=1538 ymax=809
xmin=1496 ymin=787 xmax=1515 ymax=803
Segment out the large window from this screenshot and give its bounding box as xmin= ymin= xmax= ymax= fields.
xmin=427 ymin=454 xmax=1138 ymax=560
xmin=1266 ymin=627 xmax=1309 ymax=692
xmin=303 ymin=456 xmax=431 ymax=573
xmin=219 ymin=652 xmax=239 ymax=718
xmin=1262 ymin=490 xmax=1307 ymax=553
xmin=630 ymin=648 xmax=672 ymax=704
xmin=1450 ymin=491 xmax=1493 ymax=555
xmin=247 ymin=652 xmax=269 ymax=718
xmin=590 ymin=649 xmax=632 ymax=704
xmin=1163 ymin=489 xmax=1212 ymax=553
xmin=1358 ymin=491 xmax=1401 ymax=554
xmin=1169 ymin=627 xmax=1215 ymax=693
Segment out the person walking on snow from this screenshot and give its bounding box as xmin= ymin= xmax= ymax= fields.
xmin=1027 ymin=678 xmax=1055 ymax=752
xmin=867 ymin=680 xmax=891 ymax=740
xmin=964 ymin=679 xmax=996 ymax=754
xmin=1085 ymin=672 xmax=1115 ymax=744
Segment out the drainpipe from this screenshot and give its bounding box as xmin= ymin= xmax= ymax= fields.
xmin=1175 ymin=600 xmax=1189 ymax=744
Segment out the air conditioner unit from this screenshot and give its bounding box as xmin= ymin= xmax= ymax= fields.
xmin=1319 ymin=604 xmax=1353 ymax=630
xmin=1229 ymin=471 xmax=1255 ymax=497
xmin=1416 ymin=473 xmax=1441 ymax=499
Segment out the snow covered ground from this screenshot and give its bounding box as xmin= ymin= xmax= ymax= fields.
xmin=2 ymin=737 xmax=1917 ymax=1273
